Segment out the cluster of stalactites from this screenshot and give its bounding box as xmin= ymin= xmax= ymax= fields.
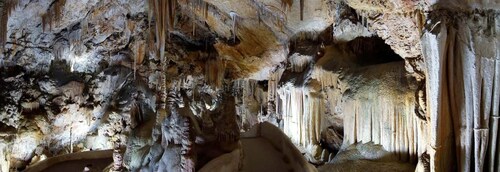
xmin=277 ymin=86 xmax=325 ymax=159
xmin=251 ymin=0 xmax=304 ymax=31
xmin=41 ymin=0 xmax=66 ymax=32
xmin=251 ymin=0 xmax=287 ymax=31
xmin=288 ymin=53 xmax=313 ymax=72
xmin=0 ymin=0 xmax=18 ymax=53
xmin=233 ymin=79 xmax=267 ymax=129
xmin=148 ymin=0 xmax=177 ymax=62
xmin=342 ymin=92 xmax=426 ymax=163
xmin=189 ymin=0 xmax=208 ymax=17
xmin=421 ymin=12 xmax=500 ymax=171
xmin=353 ymin=8 xmax=426 ymax=31
xmin=185 ymin=0 xmax=209 ymax=36
xmin=311 ymin=66 xmax=341 ymax=90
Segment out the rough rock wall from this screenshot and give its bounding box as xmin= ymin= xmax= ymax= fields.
xmin=0 ymin=0 xmax=155 ymax=170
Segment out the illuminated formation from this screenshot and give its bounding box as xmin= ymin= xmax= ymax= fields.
xmin=0 ymin=0 xmax=499 ymax=171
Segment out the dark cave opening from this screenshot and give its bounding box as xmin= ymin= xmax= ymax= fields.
xmin=347 ymin=36 xmax=403 ymax=66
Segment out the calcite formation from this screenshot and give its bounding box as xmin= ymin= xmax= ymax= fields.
xmin=0 ymin=0 xmax=498 ymax=171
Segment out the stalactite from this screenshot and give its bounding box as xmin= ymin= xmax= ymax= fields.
xmin=250 ymin=0 xmax=287 ymax=32
xmin=148 ymin=0 xmax=176 ymax=62
xmin=191 ymin=0 xmax=196 ymax=36
xmin=361 ymin=14 xmax=365 ymax=27
xmin=192 ymin=0 xmax=206 ymax=16
xmin=205 ymin=58 xmax=226 ymax=89
xmin=184 ymin=0 xmax=210 ymax=36
xmin=299 ymin=0 xmax=304 ymax=20
xmin=0 ymin=0 xmax=18 ymax=52
xmin=146 ymin=27 xmax=157 ymax=60
xmin=280 ymin=0 xmax=292 ymax=12
xmin=229 ymin=11 xmax=238 ymax=42
xmin=277 ymin=85 xmax=325 ymax=159
xmin=415 ymin=9 xmax=425 ymax=35
xmin=421 ymin=11 xmax=500 ymax=170
xmin=257 ymin=8 xmax=262 ymax=25
xmin=356 ymin=11 xmax=359 ymax=22
xmin=268 ymin=68 xmax=284 ymax=116
xmin=41 ymin=0 xmax=66 ymax=32
xmin=487 ymin=57 xmax=500 ymax=171
xmin=289 ymin=54 xmax=312 ymax=72
xmin=192 ymin=18 xmax=196 ymax=36
xmin=311 ymin=61 xmax=428 ymax=163
xmin=204 ymin=2 xmax=208 ymax=18
xmin=147 ymin=0 xmax=178 ymax=111
xmin=311 ymin=66 xmax=341 ymax=90
xmin=342 ymin=94 xmax=425 ymax=162
xmin=134 ymin=43 xmax=145 ymax=79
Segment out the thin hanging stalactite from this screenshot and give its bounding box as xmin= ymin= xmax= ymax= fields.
xmin=0 ymin=0 xmax=18 ymax=53
xmin=134 ymin=43 xmax=145 ymax=79
xmin=229 ymin=11 xmax=238 ymax=42
xmin=204 ymin=1 xmax=208 ymax=18
xmin=192 ymin=1 xmax=196 ymax=36
xmin=281 ymin=0 xmax=292 ymax=12
xmin=300 ymin=0 xmax=304 ymax=20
